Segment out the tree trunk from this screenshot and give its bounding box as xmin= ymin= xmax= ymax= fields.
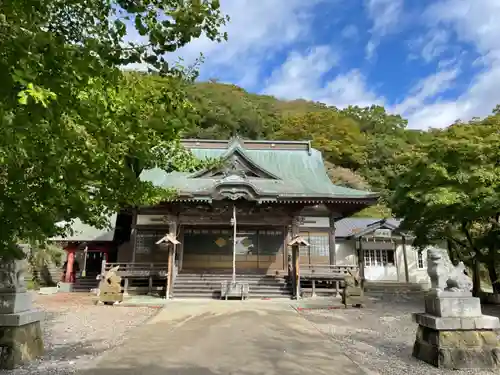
xmin=487 ymin=262 xmax=500 ymax=295
xmin=446 ymin=239 xmax=457 ymax=265
xmin=472 ymin=259 xmax=481 ymax=297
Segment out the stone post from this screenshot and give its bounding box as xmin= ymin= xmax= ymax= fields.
xmin=0 ymin=257 xmax=44 ymax=369
xmin=412 ymin=248 xmax=500 ymax=369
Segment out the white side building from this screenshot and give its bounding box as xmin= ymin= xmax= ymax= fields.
xmin=298 ymin=215 xmax=435 ymax=287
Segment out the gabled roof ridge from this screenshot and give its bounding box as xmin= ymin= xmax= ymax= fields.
xmin=348 ymin=218 xmax=400 ymax=238
xmin=181 ymin=138 xmax=312 ymax=152
xmin=189 ymin=138 xmax=281 ymax=180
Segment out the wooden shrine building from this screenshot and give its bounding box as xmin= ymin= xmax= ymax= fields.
xmin=112 ymin=138 xmax=378 ymax=296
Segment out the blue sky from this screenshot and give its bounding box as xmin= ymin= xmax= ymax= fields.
xmin=128 ymin=1 xmax=500 ymax=130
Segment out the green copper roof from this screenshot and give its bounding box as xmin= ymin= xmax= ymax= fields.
xmin=140 ymin=138 xmax=378 ymax=202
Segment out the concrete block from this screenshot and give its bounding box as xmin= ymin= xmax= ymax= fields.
xmin=474 ymin=316 xmax=500 ymax=330
xmin=0 ymin=310 xmax=43 ymax=327
xmin=38 ymin=287 xmax=58 ymax=295
xmin=412 ymin=313 xmax=500 ymax=330
xmin=425 ymin=295 xmax=482 ymax=317
xmin=57 ymin=282 xmax=73 ymax=293
xmin=0 ymin=293 xmax=32 ymax=314
xmin=426 ymin=290 xmax=473 ymax=298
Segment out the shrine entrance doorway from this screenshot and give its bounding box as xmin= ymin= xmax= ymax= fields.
xmin=181 ymin=226 xmax=286 ymax=274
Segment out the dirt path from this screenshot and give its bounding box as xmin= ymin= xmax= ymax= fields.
xmin=77 ymin=300 xmax=369 ymax=375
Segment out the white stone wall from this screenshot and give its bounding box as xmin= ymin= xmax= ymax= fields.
xmin=299 ymin=214 xmax=452 ymax=285
xmin=335 ymin=241 xmax=357 ymax=265
xmin=335 ymin=239 xmax=450 ymax=286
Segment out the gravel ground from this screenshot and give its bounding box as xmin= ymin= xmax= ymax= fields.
xmin=300 ymin=295 xmax=500 ymax=375
xmin=0 ymin=292 xmax=158 ymax=375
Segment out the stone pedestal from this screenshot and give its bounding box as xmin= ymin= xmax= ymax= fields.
xmin=57 ymin=282 xmax=73 ymax=293
xmin=412 ymin=291 xmax=500 ymax=369
xmin=0 ymin=319 xmax=44 ymax=369
xmin=0 ymin=259 xmax=44 ymax=369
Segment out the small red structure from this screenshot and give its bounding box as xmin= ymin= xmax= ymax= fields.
xmin=50 ymin=215 xmax=117 ymax=285
xmin=61 ymin=244 xmax=111 ymax=283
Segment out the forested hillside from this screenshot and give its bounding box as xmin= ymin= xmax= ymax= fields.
xmin=175 ymin=79 xmax=430 ymax=217
xmin=179 ymin=77 xmax=500 ymax=290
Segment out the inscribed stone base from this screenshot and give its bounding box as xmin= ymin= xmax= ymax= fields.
xmin=0 ymin=292 xmax=32 ymax=314
xmin=0 ymin=321 xmax=44 ymax=369
xmin=413 ymin=313 xmax=500 ymax=330
xmin=424 ymin=295 xmax=481 ymax=317
xmin=412 ymin=325 xmax=500 ymax=369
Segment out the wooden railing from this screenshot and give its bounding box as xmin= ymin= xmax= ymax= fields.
xmin=300 ymin=264 xmax=358 ymax=279
xmin=103 ymin=262 xmax=169 ymax=278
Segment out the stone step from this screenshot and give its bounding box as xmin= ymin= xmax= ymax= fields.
xmin=173 ymin=291 xmax=292 ymax=299
xmin=174 ymin=280 xmax=287 ymax=286
xmin=177 ymin=274 xmax=285 ymax=279
xmin=175 ymin=277 xmax=288 ymax=283
xmin=175 ymin=278 xmax=288 ymax=284
xmin=173 ymin=294 xmax=292 ymax=300
xmin=173 ymin=273 xmax=292 ymax=299
xmin=174 ymin=287 xmax=291 ymax=293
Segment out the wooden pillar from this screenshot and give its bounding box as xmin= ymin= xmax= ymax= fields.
xmin=329 ymin=214 xmax=337 ymax=265
xmin=178 ymin=227 xmax=184 ymax=272
xmin=65 ymin=250 xmax=75 ymax=283
xmin=289 ymin=216 xmax=300 ymax=298
xmin=402 ymin=235 xmax=410 ymax=283
xmin=358 ymin=238 xmax=365 ymax=289
xmin=292 ymin=244 xmax=301 ymax=299
xmin=165 ymin=217 xmax=178 ymax=300
xmin=130 ymin=208 xmax=138 ymax=263
xmin=148 ymin=262 xmax=153 ymax=295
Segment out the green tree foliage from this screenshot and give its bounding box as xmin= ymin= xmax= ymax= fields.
xmin=340 ymin=105 xmax=407 ymax=134
xmin=275 ymin=111 xmax=367 ymax=170
xmin=389 ymin=113 xmax=500 ymax=293
xmin=25 ymin=242 xmax=65 ymax=288
xmin=180 ymin=81 xmax=425 ymax=218
xmin=184 ymin=83 xmax=330 ymax=139
xmin=0 ymin=1 xmax=228 ymax=257
xmin=324 ymin=162 xmax=370 ymax=191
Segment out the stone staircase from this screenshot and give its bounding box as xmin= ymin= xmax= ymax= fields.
xmin=72 ymin=274 xmax=100 ymax=292
xmin=173 ymin=272 xmax=293 ymax=299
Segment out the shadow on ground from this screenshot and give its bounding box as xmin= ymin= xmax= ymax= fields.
xmin=74 ymin=309 xmax=370 ymax=375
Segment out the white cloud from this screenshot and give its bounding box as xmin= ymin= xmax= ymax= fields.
xmin=122 ymin=0 xmax=327 ymax=87
xmin=262 ymin=46 xmax=339 ymax=99
xmin=405 ymin=0 xmax=500 ymax=128
xmin=174 ymin=0 xmax=327 ymax=87
xmin=364 ymin=0 xmax=404 ymax=60
xmin=341 ymin=25 xmax=359 ymax=40
xmin=122 ymin=1 xmax=500 ymax=131
xmin=320 ymin=70 xmax=384 ymax=108
xmin=263 ymin=47 xmax=383 ymax=109
xmin=409 ymin=29 xmax=449 ymax=63
xmin=392 ymin=69 xmax=459 ymax=115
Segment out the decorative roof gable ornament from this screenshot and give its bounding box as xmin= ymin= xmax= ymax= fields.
xmin=155 ymin=233 xmax=181 ymax=245
xmin=221 ymin=157 xmax=247 ymax=179
xmin=288 ymin=235 xmax=310 ymax=247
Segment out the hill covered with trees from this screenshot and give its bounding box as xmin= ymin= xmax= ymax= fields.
xmin=169 ymin=78 xmax=432 ymax=217
xmin=182 ymin=78 xmax=500 ymax=291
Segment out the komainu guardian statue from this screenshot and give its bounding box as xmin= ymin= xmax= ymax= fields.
xmin=341 ymin=268 xmax=364 ymax=308
xmin=97 ymin=266 xmax=123 ymax=305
